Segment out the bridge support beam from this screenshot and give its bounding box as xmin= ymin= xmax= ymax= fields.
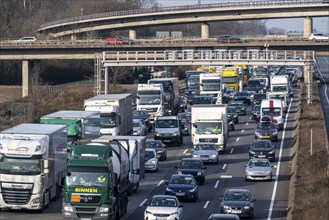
xmin=22 ymin=60 xmax=32 ymax=97
xmin=304 ymin=17 xmax=313 ymax=37
xmin=201 ymin=23 xmax=209 ymax=39
xmin=129 ymin=29 xmax=137 ymax=40
xmin=104 ymin=67 xmax=109 ymax=94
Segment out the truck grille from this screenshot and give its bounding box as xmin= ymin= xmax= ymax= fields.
xmin=75 ymin=206 xmax=97 ymax=219
xmin=199 ymin=138 xmax=218 ymax=143
xmin=2 ymin=188 xmax=32 ymax=205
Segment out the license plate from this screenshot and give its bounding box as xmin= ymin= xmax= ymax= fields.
xmin=163 ymin=140 xmax=171 ymax=142
xmin=156 ymin=218 xmax=166 ymax=220
xmin=176 ymin=192 xmax=185 ymax=196
xmin=263 ymin=136 xmax=270 ymax=138
xmin=11 ymin=206 xmax=22 ymax=210
xmin=231 ymin=210 xmax=241 ymax=214
xmin=258 ymin=155 xmax=266 ymax=157
xmin=80 ymin=218 xmax=92 ymax=220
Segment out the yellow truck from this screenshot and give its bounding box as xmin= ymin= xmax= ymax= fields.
xmin=220 ymin=67 xmax=239 ymax=92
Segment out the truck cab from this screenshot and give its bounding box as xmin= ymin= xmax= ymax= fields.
xmin=154 ymin=116 xmax=183 ymax=146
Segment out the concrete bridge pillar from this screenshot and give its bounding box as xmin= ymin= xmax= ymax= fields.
xmin=22 ymin=60 xmax=32 ymax=97
xmin=104 ymin=67 xmax=109 ymax=95
xmin=304 ymin=17 xmax=313 ymax=37
xmin=201 ymin=23 xmax=209 ymax=39
xmin=129 ymin=29 xmax=137 ymax=40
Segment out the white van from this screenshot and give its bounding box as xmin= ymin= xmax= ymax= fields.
xmin=260 ymin=99 xmax=284 ymax=130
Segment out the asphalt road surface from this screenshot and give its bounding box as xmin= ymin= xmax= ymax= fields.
xmin=0 ymin=90 xmax=300 ymax=220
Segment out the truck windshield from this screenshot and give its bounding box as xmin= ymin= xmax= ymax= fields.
xmin=66 ymin=172 xmax=108 ymax=187
xmin=262 ymin=108 xmax=281 ymax=116
xmin=269 ymin=95 xmax=285 ymax=101
xmin=138 ymin=91 xmax=161 ymax=105
xmin=272 ymin=86 xmax=287 ymax=92
xmin=156 ymin=119 xmax=178 ymax=128
xmin=201 ymin=79 xmax=221 ymax=91
xmin=187 ymin=77 xmax=199 ymax=89
xmin=149 ymin=80 xmax=173 ymax=93
xmin=0 ymin=158 xmax=41 ymax=175
xmin=100 ymin=115 xmax=117 ymax=128
xmin=195 ymin=122 xmax=223 ymax=134
xmin=222 ymin=77 xmax=238 ymax=83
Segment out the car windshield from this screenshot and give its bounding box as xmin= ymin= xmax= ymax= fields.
xmin=170 ymin=176 xmax=195 ymax=185
xmin=194 ymin=144 xmax=216 ymax=151
xmin=224 ymin=191 xmax=250 ymax=201
xmin=249 ymin=160 xmax=270 ymax=167
xmin=145 ymin=150 xmax=156 ymax=160
xmin=253 ymin=105 xmax=261 ymax=111
xmin=179 ymin=161 xmax=202 ymax=169
xmin=133 ymin=122 xmax=140 ymax=127
xmin=254 ymin=141 xmax=272 ymax=148
xmin=228 ymin=107 xmax=236 ymax=113
xmin=156 ymin=119 xmax=178 ymax=128
xmin=149 ymin=197 xmax=177 ymax=207
xmin=146 ymin=141 xmax=162 ymax=148
xmin=133 ymin=111 xmax=148 ymax=117
xmin=258 ymin=122 xmax=274 ymax=129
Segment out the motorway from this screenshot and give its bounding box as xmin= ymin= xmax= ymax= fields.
xmin=0 ymin=91 xmax=300 ymax=220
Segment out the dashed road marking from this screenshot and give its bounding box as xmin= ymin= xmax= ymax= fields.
xmin=220 ymin=175 xmax=233 ymax=178
xmin=230 ymin=148 xmax=234 ymax=154
xmin=236 ymin=137 xmax=240 ymax=142
xmin=157 ymin=180 xmax=164 ymax=187
xmin=246 ymin=122 xmax=249 ymax=126
xmin=241 ymin=129 xmax=245 ymax=133
xmin=203 ymin=201 xmax=210 ymax=209
xmin=139 ymin=199 xmax=148 ymax=207
xmin=183 ymin=149 xmax=188 ymax=154
xmin=222 ymin=164 xmax=227 ymax=170
xmin=214 ymin=180 xmax=219 ymax=188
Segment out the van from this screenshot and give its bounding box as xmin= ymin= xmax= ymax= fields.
xmin=260 ymin=99 xmax=284 ymax=130
xmin=154 ymin=116 xmax=183 ymax=146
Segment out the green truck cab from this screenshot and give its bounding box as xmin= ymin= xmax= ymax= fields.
xmin=62 ymin=142 xmax=130 ymax=220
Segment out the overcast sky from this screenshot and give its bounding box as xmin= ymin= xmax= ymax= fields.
xmin=157 ymin=0 xmax=329 ymax=34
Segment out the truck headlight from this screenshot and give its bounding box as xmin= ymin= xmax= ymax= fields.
xmin=99 ymin=206 xmax=109 ymax=213
xmin=63 ymin=204 xmax=74 ymax=212
xmin=31 ymin=197 xmax=41 ymax=204
xmin=172 ymin=131 xmax=179 ymax=136
xmin=197 ymin=171 xmax=202 ymax=176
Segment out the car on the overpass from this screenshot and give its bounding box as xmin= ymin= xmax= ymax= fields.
xmin=105 ymin=36 xmax=125 ymax=44
xmin=217 ymin=35 xmax=242 ymax=43
xmin=309 ymin=33 xmax=329 ymax=40
xmin=144 ymin=195 xmax=183 ymax=220
xmin=245 ymin=158 xmax=273 ymax=181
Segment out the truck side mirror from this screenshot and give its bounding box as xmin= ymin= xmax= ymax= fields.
xmin=43 ymin=160 xmax=49 ymax=169
xmin=192 ymin=124 xmax=197 ymax=128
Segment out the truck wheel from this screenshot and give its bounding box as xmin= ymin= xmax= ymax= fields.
xmin=53 ymin=184 xmax=61 ymax=201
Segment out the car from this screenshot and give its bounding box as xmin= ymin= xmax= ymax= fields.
xmin=144 ymin=148 xmax=159 ymax=172
xmin=181 ymin=120 xmax=191 ymax=136
xmin=184 ymin=89 xmax=197 ymax=105
xmin=208 ymin=213 xmax=240 ymax=220
xmin=176 ymin=158 xmax=206 ymax=185
xmin=192 ymin=143 xmax=219 ymax=164
xmin=178 ymin=112 xmax=191 ymax=124
xmin=144 ymin=195 xmax=183 ymax=220
xmin=105 ymin=36 xmax=124 ymax=44
xmin=245 ymin=158 xmax=274 ymax=181
xmin=179 ymin=96 xmax=187 ymax=111
xmin=250 ymin=104 xmax=261 ymax=121
xmin=192 ymin=95 xmax=213 ymax=105
xmin=249 ymin=139 xmax=276 ymax=162
xmin=132 ymin=118 xmax=147 ymax=136
xmin=217 ymin=35 xmax=242 ymax=43
xmin=228 ymin=101 xmax=246 ymax=116
xmin=227 ymin=105 xmax=239 ymax=124
xmin=145 ymin=139 xmax=167 ymax=161
xmin=133 ymin=110 xmax=151 ymax=131
xmin=233 ymin=92 xmax=251 ymax=105
xmin=165 ymin=174 xmax=199 ymax=202
xmin=309 ymin=33 xmax=329 ymax=40
xmin=220 ymin=189 xmax=255 ymax=218
xmin=255 ymin=119 xmax=278 ymax=141
xmin=16 ymin=36 xmax=37 ymax=42
xmin=252 ymin=93 xmax=267 ymax=106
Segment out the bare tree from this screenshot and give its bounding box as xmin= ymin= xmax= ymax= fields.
xmin=109 ymin=66 xmax=133 ymax=89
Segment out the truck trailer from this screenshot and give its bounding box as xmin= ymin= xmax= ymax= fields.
xmin=0 ymin=123 xmax=67 ymax=211
xmin=84 ymin=94 xmax=133 ymax=136
xmin=63 ymin=140 xmax=130 ymax=219
xmin=191 ymin=104 xmax=228 ymax=153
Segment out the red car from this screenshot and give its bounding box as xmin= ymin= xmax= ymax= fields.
xmin=105 ymin=37 xmax=124 ymax=44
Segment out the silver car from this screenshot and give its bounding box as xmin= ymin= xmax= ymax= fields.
xmin=192 ymin=143 xmax=219 ymax=164
xmin=245 ymin=158 xmax=273 ymax=181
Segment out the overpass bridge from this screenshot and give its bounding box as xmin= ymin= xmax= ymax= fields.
xmin=37 ymin=0 xmax=329 ymax=39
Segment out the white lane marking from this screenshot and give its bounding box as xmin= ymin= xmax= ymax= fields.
xmin=203 ymin=201 xmax=210 ymax=209
xmin=220 ymin=175 xmax=232 ymax=178
xmin=183 ymin=149 xmax=188 ymax=154
xmin=236 ymin=137 xmax=240 ymax=142
xmin=267 ymin=97 xmax=293 ymax=220
xmin=214 ymin=180 xmax=219 ymax=188
xmin=139 ymin=199 xmax=148 ymax=207
xmin=241 ymin=129 xmax=245 ymax=133
xmin=222 ymin=164 xmax=227 ymax=170
xmin=157 ymin=180 xmax=164 ymax=187
xmin=246 ymin=122 xmax=249 ymax=126
xmin=230 ymin=148 xmax=234 ymax=154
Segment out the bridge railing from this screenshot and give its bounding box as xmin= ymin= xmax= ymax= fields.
xmin=39 ymin=0 xmax=326 ymax=30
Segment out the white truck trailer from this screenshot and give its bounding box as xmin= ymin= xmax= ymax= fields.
xmin=270 ymin=75 xmax=289 ymax=93
xmin=137 ymin=84 xmax=166 ymax=124
xmin=191 ymin=104 xmax=228 ymax=153
xmin=84 ymin=94 xmax=133 ymax=136
xmin=0 ymin=123 xmax=67 ymax=211
xmin=199 ymin=72 xmax=223 ymax=104
xmin=41 ymin=110 xmax=101 ymax=141
xmin=94 ymin=135 xmax=146 ymax=194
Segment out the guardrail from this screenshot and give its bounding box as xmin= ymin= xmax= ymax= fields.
xmin=39 ymin=0 xmax=327 ymax=30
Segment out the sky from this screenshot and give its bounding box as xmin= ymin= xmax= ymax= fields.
xmin=157 ymin=0 xmax=329 ymax=34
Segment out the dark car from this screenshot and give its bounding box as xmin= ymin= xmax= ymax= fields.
xmin=184 ymin=89 xmax=197 ymax=105
xmin=192 ymin=95 xmax=213 ymax=105
xmin=228 ymin=101 xmax=246 ymax=116
xmin=228 ymin=106 xmax=239 ymax=124
xmin=249 ymin=139 xmax=276 ymax=162
xmin=133 ymin=110 xmax=151 ymax=131
xmin=217 ymin=35 xmax=242 ymax=43
xmin=145 ymin=140 xmax=167 ymax=161
xmin=165 ymin=174 xmax=199 ymax=202
xmin=181 ymin=121 xmax=191 ymax=136
xmin=220 ymin=189 xmax=255 ymax=218
xmin=255 ymin=120 xmax=278 ymax=142
xmin=178 ymin=112 xmax=191 ymax=123
xmin=179 ymin=96 xmax=187 ymax=111
xmin=208 ymin=213 xmax=240 ymax=220
xmin=250 ymin=104 xmax=261 ymax=121
xmin=252 ymin=93 xmax=267 ymax=106
xmin=175 ymin=158 xmax=206 ymax=185
xmin=233 ymin=92 xmax=251 ymax=105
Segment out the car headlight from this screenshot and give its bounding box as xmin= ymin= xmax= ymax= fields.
xmin=265 ymin=170 xmax=272 ymax=174
xmin=273 ymin=130 xmax=278 ymax=135
xmin=197 ymin=171 xmax=202 ymax=176
xmin=63 ymin=204 xmax=74 ymax=212
xmin=177 ymin=171 xmax=182 ymax=175
xmin=99 ymin=206 xmax=109 ymax=213
xmin=145 ymin=210 xmax=153 ymax=214
xmin=268 ymin=150 xmax=275 ymax=154
xmin=151 ymin=159 xmax=156 ymax=164
xmin=157 ymin=150 xmax=163 ymax=153
xmin=188 ymin=188 xmax=196 ymax=192
xmin=155 ymin=132 xmax=160 ymax=136
xmin=255 ymin=131 xmax=260 ymax=135
xmin=244 ymin=206 xmax=251 ymax=209
xmin=249 ymin=150 xmax=255 ymax=154
xmin=166 ymin=187 xmax=173 ymax=192
xmin=193 ymin=154 xmax=200 ymax=158
xmin=210 ymin=154 xmax=217 ymax=158
xmin=173 ymin=131 xmax=179 ymax=136
xmin=170 ymin=211 xmax=179 ymax=215
xmin=223 ymin=205 xmax=230 ymax=209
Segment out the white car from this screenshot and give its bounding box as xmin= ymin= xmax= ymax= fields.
xmin=16 ymin=36 xmax=37 ymax=41
xmin=192 ymin=143 xmax=219 ymax=164
xmin=133 ymin=119 xmax=147 ymax=136
xmin=145 ymin=148 xmax=159 ymax=172
xmin=144 ymin=195 xmax=183 ymax=220
xmin=245 ymin=158 xmax=273 ymax=181
xmin=309 ymin=33 xmax=329 ymax=40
